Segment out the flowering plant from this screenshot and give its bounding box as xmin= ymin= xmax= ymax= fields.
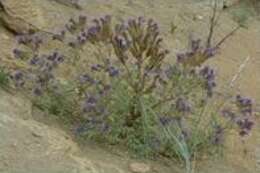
xmin=10 ymin=14 xmax=256 ymax=163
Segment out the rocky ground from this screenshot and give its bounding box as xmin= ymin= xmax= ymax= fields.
xmin=0 ymin=89 xmax=153 ymax=173
xmin=0 ymin=0 xmax=260 ymax=173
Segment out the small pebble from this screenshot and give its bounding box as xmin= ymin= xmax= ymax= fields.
xmin=194 ymin=15 xmax=203 ymax=21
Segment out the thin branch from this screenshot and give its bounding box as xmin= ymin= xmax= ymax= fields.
xmin=206 ymin=0 xmax=218 ymax=48
xmin=206 ymin=0 xmax=240 ymax=50
xmin=215 ymin=25 xmax=240 ymax=48
xmin=229 ymin=55 xmax=251 ymax=88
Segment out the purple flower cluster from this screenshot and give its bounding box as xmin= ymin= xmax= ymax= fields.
xmin=10 ymin=70 xmax=25 ymax=87
xmin=159 ymin=116 xmax=174 ymax=126
xmin=82 ymin=95 xmax=98 ymax=113
xmin=53 ymin=15 xmax=88 ymax=46
xmin=235 ymin=95 xmax=254 ymax=136
xmin=8 ymin=14 xmax=257 ymax=159
xmin=15 ymin=33 xmax=43 ymax=51
xmin=13 ymin=49 xmax=24 ymax=59
xmin=90 ymin=59 xmax=120 ymax=78
xmin=221 ymin=95 xmax=255 ymax=137
xmin=66 ymin=15 xmax=87 ymax=34
xmin=33 ymin=51 xmax=64 ymax=91
xmin=199 ymin=66 xmax=216 ymax=97
xmin=236 ymin=95 xmax=253 ymax=116
xmin=112 ymin=17 xmax=169 ymax=68
xmin=54 ymin=15 xmax=113 ymax=48
xmin=79 ymin=73 xmax=96 ymax=84
xmin=176 ymin=39 xmax=218 ymax=67
xmin=79 ymin=92 xmax=111 ymax=134
xmin=236 ymin=118 xmax=254 ymax=136
xmin=87 ymin=15 xmax=112 ymax=43
xmin=11 ymin=47 xmax=65 ymax=96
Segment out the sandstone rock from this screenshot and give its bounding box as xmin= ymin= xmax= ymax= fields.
xmin=0 ymin=89 xmax=124 ymax=173
xmin=0 ymin=0 xmax=77 ymax=34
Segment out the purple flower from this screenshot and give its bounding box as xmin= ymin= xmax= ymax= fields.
xmin=137 ymin=16 xmax=145 ymax=26
xmin=206 ymin=80 xmax=216 ymax=97
xmin=47 ymin=54 xmax=57 ymax=61
xmin=107 ymin=66 xmax=119 ymax=77
xmin=77 ymin=35 xmax=87 ymax=44
xmin=237 ymin=118 xmax=254 ymax=130
xmin=114 ymin=35 xmax=130 ymax=51
xmin=164 ymin=66 xmax=176 ymax=79
xmin=199 ymin=66 xmax=216 ymax=97
xmin=13 ymin=49 xmax=22 ymax=59
xmin=79 ymin=74 xmax=95 ymax=84
xmin=16 ymin=35 xmax=27 ymax=44
xmin=56 ymin=55 xmax=64 ymax=63
xmin=11 ymin=70 xmax=25 ymax=87
xmin=204 ymin=47 xmax=218 ymax=58
xmin=236 ymin=95 xmax=253 ymax=115
xmin=87 ymin=26 xmax=100 ymax=36
xmin=82 ymin=96 xmax=98 ymax=113
xmin=12 ymin=71 xmax=23 ymax=81
xmin=91 ymin=64 xmax=103 ymax=71
xmin=176 ymin=98 xmax=191 ymax=113
xmin=236 ymin=95 xmax=252 ymax=107
xmin=236 ymin=118 xmax=254 ymax=136
xmin=100 ymin=15 xmax=111 ymax=26
xmin=159 ymin=116 xmax=173 ymax=126
xmin=86 ymin=96 xmax=98 ymax=104
xmin=29 ymin=55 xmax=40 ymax=65
xmin=31 ymin=35 xmax=43 ymax=50
xmin=191 ymin=39 xmax=201 ymax=52
xmin=199 ymin=66 xmax=215 ymax=81
xmin=176 ymin=53 xmax=186 ymax=63
xmin=33 ymin=87 xmax=42 ymax=96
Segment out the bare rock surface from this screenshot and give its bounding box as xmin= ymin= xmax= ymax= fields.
xmin=0 ymin=90 xmax=127 ymax=173
xmin=0 ymin=0 xmax=77 ymax=33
